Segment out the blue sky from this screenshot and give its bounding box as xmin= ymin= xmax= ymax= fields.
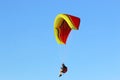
xmin=0 ymin=0 xmax=120 ymax=80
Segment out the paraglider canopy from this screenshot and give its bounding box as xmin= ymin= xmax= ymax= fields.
xmin=54 ymin=14 xmax=80 ymax=44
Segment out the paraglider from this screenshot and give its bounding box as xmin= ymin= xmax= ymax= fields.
xmin=54 ymin=14 xmax=80 ymax=44
xmin=59 ymin=63 xmax=68 ymax=77
xmin=54 ymin=13 xmax=80 ymax=77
